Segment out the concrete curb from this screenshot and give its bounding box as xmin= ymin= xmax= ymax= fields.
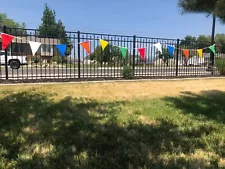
xmin=1 ymin=77 xmax=225 ymax=86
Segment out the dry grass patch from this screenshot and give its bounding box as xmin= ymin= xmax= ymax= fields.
xmin=1 ymin=78 xmax=225 ymax=101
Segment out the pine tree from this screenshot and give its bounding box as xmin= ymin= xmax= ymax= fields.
xmin=38 ymin=4 xmax=72 ymax=56
xmin=38 ymin=4 xmax=58 ymax=38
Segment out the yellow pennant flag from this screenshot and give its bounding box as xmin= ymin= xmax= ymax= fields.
xmin=197 ymin=49 xmax=203 ymax=58
xmin=100 ymin=39 xmax=109 ymax=51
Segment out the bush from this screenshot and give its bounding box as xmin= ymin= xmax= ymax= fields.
xmin=32 ymin=56 xmax=40 ymax=64
xmin=50 ymin=55 xmax=67 ymax=64
xmin=215 ymin=58 xmax=225 ymax=75
xmin=122 ymin=65 xmax=134 ymax=79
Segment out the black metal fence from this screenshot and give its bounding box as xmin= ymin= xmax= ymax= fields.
xmin=0 ymin=26 xmax=224 ymax=82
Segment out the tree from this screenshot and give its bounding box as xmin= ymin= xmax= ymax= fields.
xmin=0 ymin=13 xmax=26 ymax=35
xmin=156 ymin=48 xmax=170 ymax=66
xmin=56 ymin=19 xmax=73 ymax=56
xmin=38 ymin=4 xmax=72 ymax=56
xmin=178 ymin=0 xmax=225 ymax=23
xmin=38 ymin=4 xmax=58 ymax=38
xmin=215 ymin=34 xmax=225 ymax=53
xmin=180 ymin=35 xmax=197 ymax=48
xmin=197 ymin=35 xmax=211 ymax=48
xmin=89 ymin=44 xmax=124 ymax=65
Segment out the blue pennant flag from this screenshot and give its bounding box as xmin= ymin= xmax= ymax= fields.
xmin=56 ymin=44 xmax=67 ymax=57
xmin=168 ymin=46 xmax=175 ymax=57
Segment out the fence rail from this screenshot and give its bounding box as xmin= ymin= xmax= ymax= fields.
xmin=0 ymin=26 xmax=224 ymax=82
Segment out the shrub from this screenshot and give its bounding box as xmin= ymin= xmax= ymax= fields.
xmin=50 ymin=55 xmax=66 ymax=64
xmin=122 ymin=65 xmax=134 ymax=79
xmin=32 ymin=56 xmax=40 ymax=64
xmin=215 ymin=58 xmax=225 ymax=75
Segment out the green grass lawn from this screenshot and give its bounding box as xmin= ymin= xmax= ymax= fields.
xmin=1 ymin=82 xmax=225 ymax=168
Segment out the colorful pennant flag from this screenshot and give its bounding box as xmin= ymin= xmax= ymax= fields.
xmin=138 ymin=48 xmax=145 ymax=60
xmin=56 ymin=44 xmax=67 ymax=57
xmin=80 ymin=41 xmax=91 ymax=55
xmin=153 ymin=42 xmax=162 ymax=53
xmin=209 ymin=45 xmax=216 ymax=54
xmin=168 ymin=46 xmax=175 ymax=57
xmin=100 ymin=39 xmax=109 ymax=51
xmin=29 ymin=41 xmax=41 ymax=56
xmin=197 ymin=49 xmax=203 ymax=58
xmin=1 ymin=33 xmax=14 ymax=50
xmin=183 ymin=49 xmax=189 ymax=59
xmin=119 ymin=47 xmax=128 ymax=59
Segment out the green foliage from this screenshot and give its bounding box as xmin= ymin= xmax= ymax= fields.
xmin=89 ymin=44 xmax=123 ymax=64
xmin=180 ymin=35 xmax=197 ymax=47
xmin=0 ymin=13 xmax=26 ymax=35
xmin=178 ymin=0 xmax=225 ymax=23
xmin=215 ymin=58 xmax=225 ymax=75
xmin=122 ymin=65 xmax=134 ymax=79
xmin=156 ymin=47 xmax=171 ymax=66
xmin=215 ymin=34 xmax=225 ymax=53
xmin=38 ymin=4 xmax=73 ymax=56
xmin=180 ymin=34 xmax=225 ymax=53
xmin=38 ymin=4 xmax=58 ymax=38
xmin=32 ymin=56 xmax=40 ymax=64
xmin=50 ymin=55 xmax=67 ymax=64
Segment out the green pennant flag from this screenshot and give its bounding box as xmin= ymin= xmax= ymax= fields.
xmin=120 ymin=47 xmax=128 ymax=59
xmin=209 ymin=45 xmax=216 ymax=54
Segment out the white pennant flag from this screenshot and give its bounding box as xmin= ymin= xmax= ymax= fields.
xmin=29 ymin=41 xmax=41 ymax=56
xmin=153 ymin=42 xmax=162 ymax=54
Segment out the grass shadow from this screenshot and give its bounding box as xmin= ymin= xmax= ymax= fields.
xmin=0 ymin=91 xmax=224 ymax=168
xmin=163 ymin=90 xmax=225 ymax=123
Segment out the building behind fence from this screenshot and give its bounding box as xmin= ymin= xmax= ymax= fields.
xmin=0 ymin=26 xmax=224 ymax=81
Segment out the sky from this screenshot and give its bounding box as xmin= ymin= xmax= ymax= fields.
xmin=0 ymin=0 xmax=224 ymax=39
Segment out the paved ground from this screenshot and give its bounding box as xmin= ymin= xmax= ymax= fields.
xmin=0 ymin=66 xmax=214 ymax=79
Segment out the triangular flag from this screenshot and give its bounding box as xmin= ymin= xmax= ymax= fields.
xmin=1 ymin=33 xmax=14 ymax=50
xmin=209 ymin=45 xmax=216 ymax=54
xmin=99 ymin=39 xmax=109 ymax=51
xmin=168 ymin=46 xmax=175 ymax=57
xmin=183 ymin=49 xmax=189 ymax=59
xmin=153 ymin=42 xmax=162 ymax=53
xmin=56 ymin=44 xmax=67 ymax=57
xmin=80 ymin=41 xmax=91 ymax=55
xmin=138 ymin=48 xmax=145 ymax=60
xmin=119 ymin=47 xmax=128 ymax=59
xmin=29 ymin=41 xmax=41 ymax=56
xmin=197 ymin=49 xmax=203 ymax=58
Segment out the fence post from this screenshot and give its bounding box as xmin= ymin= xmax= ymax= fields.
xmin=132 ymin=35 xmax=136 ymax=76
xmin=77 ymin=31 xmax=81 ymax=78
xmin=3 ymin=26 xmax=8 ymax=80
xmin=175 ymin=39 xmax=180 ymax=76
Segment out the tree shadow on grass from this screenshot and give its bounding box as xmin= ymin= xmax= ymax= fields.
xmin=0 ymin=91 xmax=224 ymax=169
xmin=163 ymin=90 xmax=225 ymax=123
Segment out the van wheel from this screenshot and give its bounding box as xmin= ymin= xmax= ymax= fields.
xmin=9 ymin=60 xmax=20 ymax=69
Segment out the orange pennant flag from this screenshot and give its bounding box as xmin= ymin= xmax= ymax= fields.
xmin=80 ymin=41 xmax=91 ymax=55
xmin=183 ymin=49 xmax=189 ymax=59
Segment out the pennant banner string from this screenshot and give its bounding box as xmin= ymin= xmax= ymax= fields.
xmin=0 ymin=32 xmax=216 ymax=56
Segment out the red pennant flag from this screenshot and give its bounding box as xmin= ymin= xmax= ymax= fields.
xmin=138 ymin=48 xmax=145 ymax=60
xmin=80 ymin=41 xmax=91 ymax=55
xmin=1 ymin=33 xmax=14 ymax=50
xmin=183 ymin=49 xmax=189 ymax=59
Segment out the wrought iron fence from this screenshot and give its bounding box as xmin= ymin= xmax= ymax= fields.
xmin=0 ymin=26 xmax=224 ymax=81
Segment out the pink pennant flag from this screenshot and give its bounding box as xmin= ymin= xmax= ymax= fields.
xmin=1 ymin=33 xmax=14 ymax=50
xmin=138 ymin=48 xmax=145 ymax=60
